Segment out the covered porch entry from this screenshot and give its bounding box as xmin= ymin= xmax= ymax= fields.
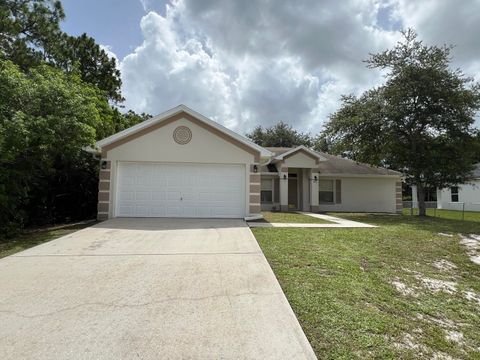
xmin=260 ymin=146 xmax=326 ymax=212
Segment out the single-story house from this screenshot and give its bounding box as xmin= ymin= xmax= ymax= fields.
xmin=436 ymin=163 xmax=480 ymax=211
xmin=93 ymin=105 xmax=402 ymax=220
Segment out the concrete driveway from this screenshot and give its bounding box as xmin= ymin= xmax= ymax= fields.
xmin=0 ymin=218 xmax=316 ymax=360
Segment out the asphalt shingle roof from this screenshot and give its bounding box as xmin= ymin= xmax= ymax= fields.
xmin=264 ymin=147 xmax=401 ymax=176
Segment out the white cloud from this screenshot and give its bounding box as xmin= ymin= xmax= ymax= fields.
xmin=118 ymin=0 xmax=480 ymax=134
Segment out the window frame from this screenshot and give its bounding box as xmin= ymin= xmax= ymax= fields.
xmin=319 ymin=179 xmax=335 ymax=204
xmin=451 ymin=186 xmax=459 ymax=202
xmin=260 ymin=178 xmax=274 ymax=204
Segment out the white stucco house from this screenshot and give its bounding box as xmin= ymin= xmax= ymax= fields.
xmin=93 ymin=105 xmax=402 ymax=220
xmin=436 ymin=163 xmax=480 ymax=211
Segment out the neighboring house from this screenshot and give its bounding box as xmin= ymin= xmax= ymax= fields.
xmin=436 ymin=163 xmax=480 ymax=211
xmin=93 ymin=105 xmax=402 ymax=220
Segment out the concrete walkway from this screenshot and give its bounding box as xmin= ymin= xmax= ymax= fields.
xmin=248 ymin=212 xmax=376 ymax=228
xmin=0 ymin=218 xmax=316 ymax=360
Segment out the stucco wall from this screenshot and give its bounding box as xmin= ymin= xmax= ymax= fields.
xmin=103 ymin=117 xmax=257 ymax=218
xmin=107 ymin=117 xmax=254 ymax=164
xmin=283 ymin=152 xmax=317 ymax=168
xmin=437 ymin=181 xmax=480 ymax=211
xmin=318 ymin=176 xmax=398 ymax=213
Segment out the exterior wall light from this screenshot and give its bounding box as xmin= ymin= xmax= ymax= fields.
xmin=101 ymin=160 xmax=108 ymax=170
xmin=253 ymin=165 xmax=258 ymax=173
xmin=283 ymin=174 xmax=288 ymax=180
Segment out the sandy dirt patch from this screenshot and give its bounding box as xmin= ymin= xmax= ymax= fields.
xmin=460 ymin=234 xmax=480 ymax=265
xmin=464 ymin=290 xmax=480 ymax=305
xmin=445 ymin=330 xmax=464 ymax=344
xmin=415 ymin=275 xmax=457 ymax=294
xmin=391 ymin=279 xmax=418 ymax=297
xmin=433 ymin=259 xmax=457 ymax=271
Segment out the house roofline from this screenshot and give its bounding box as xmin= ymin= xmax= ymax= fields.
xmin=318 ymin=173 xmax=402 ymax=178
xmin=96 ymin=104 xmax=272 ymax=158
xmin=273 ymin=145 xmax=327 ymax=162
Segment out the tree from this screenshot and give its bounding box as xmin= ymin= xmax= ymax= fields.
xmin=0 ymin=1 xmax=123 ymax=101
xmin=0 ymin=0 xmax=64 ymax=68
xmin=54 ymin=33 xmax=123 ymax=102
xmin=323 ymin=29 xmax=480 ymax=216
xmin=312 ymin=133 xmax=333 ymax=153
xmin=116 ymin=109 xmax=152 ymax=132
xmin=0 ymin=59 xmax=113 ymax=235
xmin=0 ymin=2 xmax=151 ymax=237
xmin=247 ymin=121 xmax=313 ymax=147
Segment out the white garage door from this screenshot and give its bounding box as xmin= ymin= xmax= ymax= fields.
xmin=115 ymin=162 xmax=246 ymax=218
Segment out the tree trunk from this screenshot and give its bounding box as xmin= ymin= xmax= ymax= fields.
xmin=416 ymin=184 xmax=427 ymax=216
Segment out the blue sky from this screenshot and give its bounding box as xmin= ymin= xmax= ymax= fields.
xmin=61 ymin=0 xmax=166 ymax=59
xmin=59 ymin=0 xmax=480 ymax=133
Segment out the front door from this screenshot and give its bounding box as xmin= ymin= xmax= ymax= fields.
xmin=288 ymin=174 xmax=298 ymax=210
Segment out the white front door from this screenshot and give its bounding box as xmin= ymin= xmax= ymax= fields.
xmin=115 ymin=162 xmax=246 ymax=218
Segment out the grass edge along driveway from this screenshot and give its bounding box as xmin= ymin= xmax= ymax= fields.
xmin=0 ymin=222 xmax=94 ymax=259
xmin=253 ymin=211 xmax=333 ymax=224
xmin=253 ymin=213 xmax=480 ymax=359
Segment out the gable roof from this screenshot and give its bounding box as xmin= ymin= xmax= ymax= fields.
xmin=266 ymin=147 xmax=401 ymax=176
xmin=96 ymin=104 xmax=272 ymax=157
xmin=270 ymin=145 xmax=327 ymax=162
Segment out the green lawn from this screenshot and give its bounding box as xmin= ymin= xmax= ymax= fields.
xmin=0 ymin=222 xmax=94 ymax=259
xmin=252 ymin=211 xmax=333 ymax=224
xmin=403 ymin=208 xmax=480 ymax=222
xmin=253 ymin=213 xmax=480 ymax=359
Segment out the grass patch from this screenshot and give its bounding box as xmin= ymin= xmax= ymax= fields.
xmin=0 ymin=222 xmax=94 ymax=259
xmin=403 ymin=208 xmax=480 ymax=222
xmin=251 ymin=211 xmax=333 ymax=224
xmin=253 ymin=213 xmax=480 ymax=359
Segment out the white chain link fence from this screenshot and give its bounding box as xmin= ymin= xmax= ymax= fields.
xmin=403 ymin=201 xmax=480 ymax=219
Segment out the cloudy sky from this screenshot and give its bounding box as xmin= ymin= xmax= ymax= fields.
xmin=62 ymin=0 xmax=480 ymax=134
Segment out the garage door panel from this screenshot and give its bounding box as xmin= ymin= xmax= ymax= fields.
xmin=118 ymin=206 xmax=134 ymax=217
xmin=121 ymin=176 xmax=135 ymax=185
xmin=135 ymin=206 xmax=149 ymax=217
xmin=166 ymin=206 xmax=182 ymax=217
xmin=116 ymin=162 xmax=245 ymax=218
xmin=150 ymin=207 xmax=166 ymax=217
xmin=165 ymin=191 xmax=180 ymax=200
xmin=135 ymin=191 xmax=150 ymax=201
xmin=181 ymin=191 xmax=195 ymax=201
xmin=152 ymin=191 xmax=166 ymax=201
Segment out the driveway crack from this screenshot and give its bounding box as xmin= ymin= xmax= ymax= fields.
xmin=0 ymin=291 xmax=281 ymax=319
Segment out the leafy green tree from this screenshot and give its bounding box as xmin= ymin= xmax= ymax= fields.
xmin=0 ymin=59 xmax=113 ymax=234
xmin=247 ymin=121 xmax=313 ymax=147
xmin=54 ymin=33 xmax=123 ymax=102
xmin=323 ymin=30 xmax=480 ymax=216
xmin=1 ymin=1 xmax=123 ymax=101
xmin=0 ymin=2 xmax=151 ymax=236
xmin=116 ymin=109 xmax=152 ymax=132
xmin=0 ymin=0 xmax=64 ymax=68
xmin=312 ymin=134 xmax=333 ymax=153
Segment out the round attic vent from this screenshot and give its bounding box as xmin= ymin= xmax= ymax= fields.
xmin=173 ymin=126 xmax=192 ymax=145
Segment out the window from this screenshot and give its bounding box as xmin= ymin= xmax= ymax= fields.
xmin=451 ymin=186 xmax=459 ymax=202
xmin=261 ymin=179 xmax=273 ymax=203
xmin=319 ymin=180 xmax=334 ymax=204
